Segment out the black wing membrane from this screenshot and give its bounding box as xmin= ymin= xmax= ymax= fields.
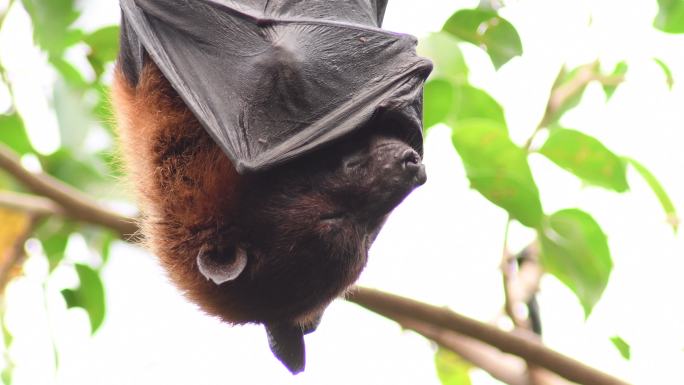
xmin=120 ymin=0 xmax=431 ymax=173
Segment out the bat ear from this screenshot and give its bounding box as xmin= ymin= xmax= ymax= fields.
xmin=374 ymin=0 xmax=389 ymax=26
xmin=266 ymin=323 xmax=306 ymax=374
xmin=196 ymin=245 xmax=247 ymax=285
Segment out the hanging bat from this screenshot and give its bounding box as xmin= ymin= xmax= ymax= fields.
xmin=112 ymin=0 xmax=431 ymax=374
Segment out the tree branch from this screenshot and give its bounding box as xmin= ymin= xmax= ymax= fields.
xmin=347 ymin=287 xmax=630 ymax=385
xmin=395 ymin=314 xmax=576 ymax=385
xmin=525 ymin=63 xmax=626 ymax=150
xmin=0 ymin=144 xmax=138 ymax=237
xmin=0 ymin=143 xmax=631 ymax=385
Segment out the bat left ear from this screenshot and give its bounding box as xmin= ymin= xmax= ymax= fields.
xmin=196 ymin=245 xmax=247 ymax=285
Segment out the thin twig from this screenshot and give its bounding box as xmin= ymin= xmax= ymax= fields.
xmin=524 ymin=63 xmax=626 ymax=150
xmin=396 ymin=314 xmax=576 ymax=385
xmin=398 ymin=314 xmax=529 ymax=385
xmin=0 ymin=191 xmax=66 ymax=217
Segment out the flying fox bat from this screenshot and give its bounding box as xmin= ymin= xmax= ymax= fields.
xmin=113 ymin=0 xmax=431 ymax=374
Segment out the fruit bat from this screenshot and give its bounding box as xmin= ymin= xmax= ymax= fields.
xmin=113 ymin=0 xmax=431 ymax=374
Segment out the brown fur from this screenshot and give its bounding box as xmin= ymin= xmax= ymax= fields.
xmin=113 ymin=63 xmax=250 ymax=320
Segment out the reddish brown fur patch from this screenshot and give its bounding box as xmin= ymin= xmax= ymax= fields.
xmin=112 ymin=63 xmax=248 ymax=321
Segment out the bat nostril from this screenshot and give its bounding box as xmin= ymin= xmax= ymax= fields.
xmin=400 ymin=149 xmax=421 ymax=170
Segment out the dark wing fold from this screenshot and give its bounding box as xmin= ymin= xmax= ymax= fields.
xmin=120 ymin=0 xmax=431 ymax=173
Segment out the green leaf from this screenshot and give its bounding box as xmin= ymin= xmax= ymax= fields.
xmin=654 ymin=0 xmax=684 ymax=33
xmin=452 ymin=119 xmax=543 ymax=227
xmin=423 ymin=80 xmax=506 ymax=134
xmin=602 ymin=61 xmax=628 ymax=100
xmin=539 ymin=128 xmax=629 ymax=192
xmin=39 ymin=225 xmax=73 ymax=271
xmin=61 ymin=264 xmax=106 ymax=333
xmin=653 ymin=58 xmax=674 ymax=89
xmin=1 ymin=367 xmax=13 ymax=385
xmin=54 ymin=79 xmax=93 ymax=153
xmin=101 ymin=233 xmax=113 ymax=264
xmin=624 ymin=157 xmax=678 ymax=232
xmin=450 ymin=84 xmax=506 ymax=128
xmin=610 ymin=336 xmax=631 ymax=360
xmin=424 ymin=79 xmax=455 ymax=130
xmin=20 ymin=0 xmax=82 ymax=57
xmin=50 ymin=58 xmax=89 ymax=90
xmin=40 ymin=149 xmax=109 ymax=192
xmin=0 ymin=113 xmax=33 ymax=155
xmin=443 ymin=9 xmax=522 ymax=69
xmin=84 ymin=26 xmax=120 ymax=79
xmin=435 ymin=348 xmax=472 ymax=385
xmin=539 ymin=209 xmax=612 ymax=317
xmin=417 ymin=32 xmax=469 ymax=84
xmin=1 ymin=312 xmax=12 ymax=348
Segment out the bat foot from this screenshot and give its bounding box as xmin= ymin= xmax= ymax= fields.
xmin=265 ymin=323 xmax=306 ymax=374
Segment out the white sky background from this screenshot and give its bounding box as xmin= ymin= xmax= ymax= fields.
xmin=1 ymin=0 xmax=683 ymax=384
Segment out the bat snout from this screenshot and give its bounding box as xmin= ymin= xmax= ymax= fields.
xmin=398 ymin=148 xmax=427 ymax=186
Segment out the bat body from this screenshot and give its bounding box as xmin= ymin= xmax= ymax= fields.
xmin=113 ymin=0 xmax=430 ymax=374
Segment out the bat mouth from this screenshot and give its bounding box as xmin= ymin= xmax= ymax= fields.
xmin=319 ymin=212 xmax=345 ymax=221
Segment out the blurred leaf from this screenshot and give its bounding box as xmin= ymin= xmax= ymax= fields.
xmin=20 ymin=0 xmax=82 ymax=57
xmin=602 ymin=61 xmax=628 ymax=100
xmin=424 ymin=80 xmax=506 ymax=134
xmin=40 ymin=149 xmax=109 ymax=192
xmin=443 ymin=9 xmax=522 ymax=69
xmin=435 ymin=348 xmax=472 ymax=385
xmin=54 ymin=79 xmax=93 ymax=153
xmin=61 ymin=264 xmax=106 ymax=334
xmin=610 ymin=336 xmax=631 ymax=360
xmin=100 ymin=233 xmax=114 ymax=264
xmin=452 ymin=119 xmax=543 ymax=227
xmin=38 ymin=224 xmax=73 ymax=271
xmin=1 ymin=366 xmax=12 ymax=385
xmin=653 ymin=58 xmax=674 ymax=89
xmin=418 ymin=32 xmax=469 ymax=84
xmin=451 ymin=84 xmax=506 ymax=128
xmin=51 ymin=58 xmax=89 ymax=90
xmin=0 ymin=113 xmax=32 ymax=155
xmin=478 ymin=0 xmax=503 ymax=11
xmin=539 ymin=209 xmax=612 ymax=317
xmin=424 ymin=78 xmax=455 ymax=130
xmin=1 ymin=310 xmax=13 ymax=385
xmin=84 ymin=26 xmax=120 ymax=79
xmin=1 ymin=311 xmax=12 ymax=348
xmin=654 ymin=0 xmax=684 ymax=33
xmin=539 ymin=128 xmax=629 ymax=192
xmin=625 ymin=157 xmax=678 ymax=232
xmin=81 ymin=228 xmax=115 ymax=265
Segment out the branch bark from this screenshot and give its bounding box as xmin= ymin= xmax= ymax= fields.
xmin=0 ymin=144 xmax=138 ymax=237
